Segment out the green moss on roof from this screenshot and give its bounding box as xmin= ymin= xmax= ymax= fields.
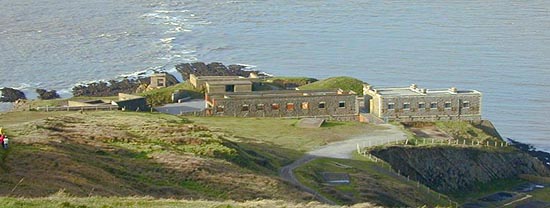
xmin=298 ymin=76 xmax=365 ymax=94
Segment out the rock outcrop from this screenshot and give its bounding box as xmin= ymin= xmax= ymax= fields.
xmin=0 ymin=87 xmax=26 ymax=102
xmin=36 ymin=89 xmax=60 ymax=100
xmin=176 ymin=62 xmax=259 ymax=80
xmin=72 ymin=79 xmax=141 ymax=97
xmin=370 ymin=146 xmax=550 ymax=193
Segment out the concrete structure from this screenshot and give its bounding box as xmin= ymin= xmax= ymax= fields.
xmin=364 ymin=84 xmax=482 ymax=122
xmin=149 ymin=73 xmax=168 ymax=88
xmin=205 ymin=80 xmax=253 ymax=94
xmin=67 ymin=93 xmax=147 ymax=111
xmin=206 ymin=89 xmax=359 ymax=121
xmin=116 ymin=93 xmax=148 ymax=111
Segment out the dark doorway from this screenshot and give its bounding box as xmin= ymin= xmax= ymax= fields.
xmin=225 ymin=85 xmax=235 ymax=92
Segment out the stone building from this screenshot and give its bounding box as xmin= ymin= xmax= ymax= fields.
xmin=67 ymin=93 xmax=148 ymax=111
xmin=206 ymin=89 xmax=359 ymax=120
xmin=189 ymin=74 xmax=259 ymax=90
xmin=149 ymin=73 xmax=168 ymax=88
xmin=205 ymin=80 xmax=253 ymax=94
xmin=364 ymin=84 xmax=482 ymax=122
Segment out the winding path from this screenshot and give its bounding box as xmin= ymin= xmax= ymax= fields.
xmin=279 ymin=124 xmax=407 ymax=204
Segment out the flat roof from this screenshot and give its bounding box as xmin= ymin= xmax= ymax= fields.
xmin=206 ymin=80 xmax=253 ymax=85
xmin=372 ymin=87 xmax=481 ymax=97
xmin=210 ymin=89 xmax=356 ymax=99
xmin=196 ymin=76 xmax=242 ymax=80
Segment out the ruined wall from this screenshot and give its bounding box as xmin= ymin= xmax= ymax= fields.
xmin=212 ymin=94 xmax=358 ymax=120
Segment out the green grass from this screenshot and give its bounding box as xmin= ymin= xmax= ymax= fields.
xmin=448 ymin=178 xmax=526 ymax=202
xmin=185 ymin=116 xmax=380 ymax=155
xmin=293 ymin=157 xmax=451 ymax=207
xmin=264 ymin=77 xmax=318 ymax=88
xmin=0 ymin=111 xmax=309 ymax=201
xmin=0 ymin=195 xmax=343 ymax=208
xmin=298 ymin=77 xmax=364 ymax=94
xmin=139 ymin=82 xmax=202 ymax=106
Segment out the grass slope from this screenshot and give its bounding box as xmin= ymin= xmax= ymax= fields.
xmin=0 ymin=194 xmax=370 ymax=208
xmin=298 ymin=77 xmax=364 ymax=94
xmin=294 ymin=157 xmax=451 ymax=207
xmin=0 ymin=111 xmax=309 ymax=201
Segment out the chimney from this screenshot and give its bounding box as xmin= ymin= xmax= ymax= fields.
xmin=410 ymin=84 xmax=417 ymax=90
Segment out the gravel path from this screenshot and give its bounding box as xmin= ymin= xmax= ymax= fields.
xmin=279 ymin=124 xmax=407 ymax=204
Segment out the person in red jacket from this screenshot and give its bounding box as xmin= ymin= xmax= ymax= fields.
xmin=0 ymin=134 xmax=4 ymax=149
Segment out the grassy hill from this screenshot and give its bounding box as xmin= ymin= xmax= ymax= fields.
xmin=298 ymin=77 xmax=364 ymax=94
xmin=0 ymin=111 xmax=309 ymax=201
xmin=0 ymin=110 xmax=381 ymax=207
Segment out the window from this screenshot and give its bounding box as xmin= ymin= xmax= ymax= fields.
xmin=338 ymin=101 xmax=346 ymax=108
xmin=403 ymin=103 xmax=410 ymax=110
xmin=241 ymin=104 xmax=249 ymax=111
xmin=418 ymin=102 xmax=426 ymax=109
xmin=318 ymin=102 xmax=326 ymax=109
xmin=388 ymin=103 xmax=395 ymax=110
xmin=157 ymin=79 xmax=165 ymax=87
xmin=430 ymin=102 xmax=437 ymax=109
xmin=271 ymin=103 xmax=280 ymax=110
xmin=463 ymin=101 xmax=470 ymax=108
xmin=444 ymin=102 xmax=452 ymax=109
xmin=225 ymin=85 xmax=235 ymax=92
xmin=216 ymin=105 xmax=224 ymax=112
xmin=286 ymin=103 xmax=295 ymax=111
xmin=256 ymin=104 xmax=265 ymax=111
xmin=301 ymin=102 xmax=309 ymax=110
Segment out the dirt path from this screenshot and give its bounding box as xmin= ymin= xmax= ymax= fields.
xmin=279 ymin=124 xmax=407 ymax=204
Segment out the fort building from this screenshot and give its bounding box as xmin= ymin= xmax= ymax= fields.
xmin=363 ymin=84 xmax=482 ymax=122
xmin=189 ymin=74 xmax=259 ymax=91
xmin=206 ymin=89 xmax=359 ymax=121
xmin=67 ymin=93 xmax=148 ymax=111
xmin=149 ymin=73 xmax=168 ymax=88
xmin=205 ymin=80 xmax=253 ymax=94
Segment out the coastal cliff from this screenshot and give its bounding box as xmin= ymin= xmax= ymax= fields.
xmin=370 ymin=146 xmax=550 ymax=194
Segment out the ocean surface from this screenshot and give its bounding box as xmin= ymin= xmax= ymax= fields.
xmin=1 ymin=1 xmax=549 ymax=151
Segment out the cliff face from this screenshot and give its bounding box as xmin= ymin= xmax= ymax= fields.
xmin=370 ymin=146 xmax=550 ymax=193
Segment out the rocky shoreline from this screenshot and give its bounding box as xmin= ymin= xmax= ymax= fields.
xmin=508 ymin=138 xmax=550 ymax=168
xmin=0 ymin=62 xmax=260 ymax=101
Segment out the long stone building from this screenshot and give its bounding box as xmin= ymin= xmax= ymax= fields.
xmin=364 ymin=84 xmax=482 ymax=122
xmin=205 ymin=89 xmax=359 ymax=121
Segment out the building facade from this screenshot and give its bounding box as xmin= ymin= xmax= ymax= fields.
xmin=149 ymin=73 xmax=168 ymax=88
xmin=364 ymin=84 xmax=482 ymax=122
xmin=205 ymin=80 xmax=253 ymax=94
xmin=206 ymin=90 xmax=359 ymax=121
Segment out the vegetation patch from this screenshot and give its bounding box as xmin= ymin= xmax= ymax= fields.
xmin=298 ymin=77 xmax=364 ymax=94
xmin=293 ymin=157 xmax=449 ymax=207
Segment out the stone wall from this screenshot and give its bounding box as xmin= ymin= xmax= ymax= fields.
xmin=206 ymin=83 xmax=252 ymax=94
xmin=211 ymin=94 xmax=358 ymax=120
xmin=366 ymin=93 xmax=481 ymax=122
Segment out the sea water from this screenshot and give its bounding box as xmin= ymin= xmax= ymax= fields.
xmin=1 ymin=0 xmax=549 ymax=151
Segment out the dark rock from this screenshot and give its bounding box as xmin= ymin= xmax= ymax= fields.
xmin=36 ymin=88 xmax=60 ymax=100
xmin=0 ymin=87 xmax=26 ymax=102
xmin=72 ymin=79 xmax=141 ymax=97
xmin=175 ymin=62 xmax=260 ymax=80
xmin=508 ymin=138 xmax=550 ymax=169
xmin=370 ymin=146 xmax=550 ymax=194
